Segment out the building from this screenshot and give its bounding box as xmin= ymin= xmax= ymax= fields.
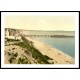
xmin=5 ymin=28 xmax=21 ymax=40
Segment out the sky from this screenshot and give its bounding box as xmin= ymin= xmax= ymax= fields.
xmin=5 ymin=16 xmax=75 ymax=31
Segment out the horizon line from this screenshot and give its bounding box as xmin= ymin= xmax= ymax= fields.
xmin=5 ymin=28 xmax=75 ymax=31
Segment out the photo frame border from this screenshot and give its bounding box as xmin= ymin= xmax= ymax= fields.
xmin=0 ymin=11 xmax=79 ymax=69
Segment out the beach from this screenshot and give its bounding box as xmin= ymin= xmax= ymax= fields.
xmin=26 ymin=37 xmax=75 ymax=64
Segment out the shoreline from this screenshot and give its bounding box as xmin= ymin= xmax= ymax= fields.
xmin=26 ymin=37 xmax=75 ymax=64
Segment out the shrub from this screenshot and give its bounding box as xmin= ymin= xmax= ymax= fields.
xmin=8 ymin=52 xmax=11 ymax=56
xmin=14 ymin=52 xmax=18 ymax=57
xmin=44 ymin=55 xmax=53 ymax=60
xmin=8 ymin=58 xmax=12 ymax=64
xmin=18 ymin=57 xmax=28 ymax=64
xmin=12 ymin=48 xmax=15 ymax=50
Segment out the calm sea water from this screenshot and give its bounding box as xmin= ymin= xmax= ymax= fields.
xmin=38 ymin=37 xmax=75 ymax=58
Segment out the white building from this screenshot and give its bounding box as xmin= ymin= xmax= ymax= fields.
xmin=5 ymin=28 xmax=21 ymax=40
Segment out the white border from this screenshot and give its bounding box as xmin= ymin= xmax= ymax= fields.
xmin=1 ymin=12 xmax=78 ymax=16
xmin=1 ymin=12 xmax=79 ymax=68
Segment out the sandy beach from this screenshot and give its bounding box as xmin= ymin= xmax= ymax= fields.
xmin=26 ymin=37 xmax=75 ymax=64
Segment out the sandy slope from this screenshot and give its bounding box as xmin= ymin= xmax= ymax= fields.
xmin=4 ymin=45 xmax=37 ymax=64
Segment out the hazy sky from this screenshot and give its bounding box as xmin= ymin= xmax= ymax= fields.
xmin=5 ymin=16 xmax=75 ymax=31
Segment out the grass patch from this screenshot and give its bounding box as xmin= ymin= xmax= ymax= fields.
xmin=43 ymin=55 xmax=53 ymax=60
xmin=8 ymin=52 xmax=18 ymax=64
xmin=18 ymin=55 xmax=31 ymax=64
xmin=5 ymin=38 xmax=20 ymax=42
xmin=13 ymin=35 xmax=53 ymax=64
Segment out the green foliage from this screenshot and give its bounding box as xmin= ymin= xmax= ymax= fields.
xmin=8 ymin=52 xmax=11 ymax=56
xmin=12 ymin=35 xmax=53 ymax=64
xmin=8 ymin=58 xmax=12 ymax=64
xmin=43 ymin=55 xmax=53 ymax=60
xmin=12 ymin=48 xmax=15 ymax=50
xmin=5 ymin=38 xmax=20 ymax=42
xmin=18 ymin=57 xmax=28 ymax=64
xmin=14 ymin=52 xmax=18 ymax=57
xmin=8 ymin=52 xmax=18 ymax=63
xmin=16 ymin=36 xmax=51 ymax=64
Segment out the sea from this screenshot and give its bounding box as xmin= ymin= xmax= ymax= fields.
xmin=21 ymin=30 xmax=75 ymax=58
xmin=38 ymin=37 xmax=75 ymax=58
